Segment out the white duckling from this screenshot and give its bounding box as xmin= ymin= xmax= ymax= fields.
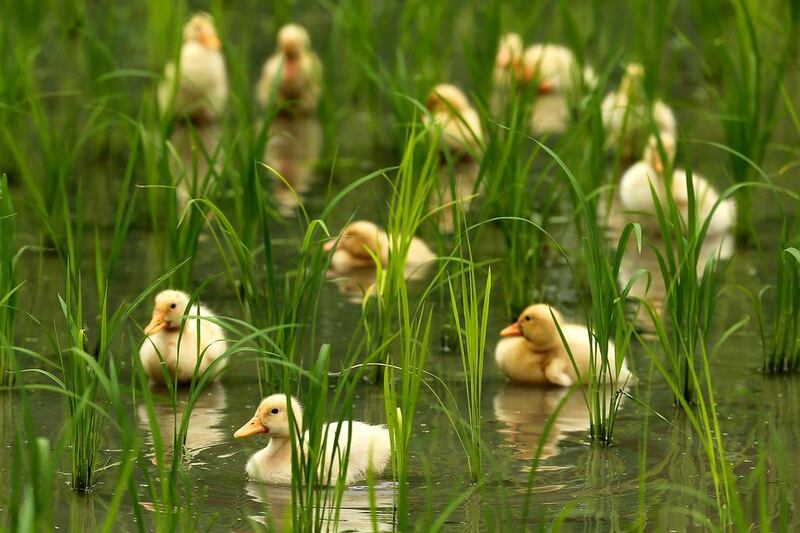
xmin=424 ymin=83 xmax=484 ymax=159
xmin=323 ymin=220 xmax=436 ymax=272
xmin=601 ymin=63 xmax=677 ymax=162
xmin=619 ymin=134 xmax=736 ymax=236
xmin=139 ymin=290 xmax=227 ymax=385
xmin=495 ymin=304 xmax=632 ymax=387
xmin=158 ymin=13 xmax=228 ymax=124
xmin=491 ymin=33 xmax=524 ymax=114
xmin=234 ymin=394 xmax=392 ymax=485
xmin=256 ymin=24 xmax=323 ymax=114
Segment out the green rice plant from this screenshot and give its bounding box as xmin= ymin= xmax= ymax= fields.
xmin=535 ymin=139 xmax=640 ymax=446
xmin=712 ymin=0 xmax=799 ymax=245
xmin=447 ymin=219 xmax=491 ymax=483
xmin=631 ymin=0 xmax=676 ymax=99
xmin=0 ymin=175 xmax=21 ymax=388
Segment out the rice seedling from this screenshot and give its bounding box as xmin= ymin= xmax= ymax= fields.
xmin=710 ymin=0 xmax=799 ymax=245
xmin=447 ymin=218 xmax=491 ymax=482
xmin=0 ymin=175 xmax=20 ymax=388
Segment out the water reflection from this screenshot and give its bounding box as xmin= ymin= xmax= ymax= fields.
xmin=264 ymin=115 xmax=322 ymax=216
xmin=245 ymin=481 xmax=395 ymax=532
xmin=137 ymin=382 xmax=228 ymax=462
xmin=493 ymin=384 xmax=591 ymax=466
xmin=168 ymin=123 xmax=223 ymax=210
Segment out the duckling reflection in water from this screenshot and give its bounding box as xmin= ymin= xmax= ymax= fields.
xmin=137 ymin=381 xmax=228 ymax=462
xmin=234 ymin=394 xmax=393 ymax=485
xmin=245 ymin=480 xmax=395 ymax=531
xmin=494 ymin=383 xmax=592 ymax=464
xmin=495 ymin=304 xmax=632 ymax=386
xmin=264 ymin=114 xmax=322 ymax=216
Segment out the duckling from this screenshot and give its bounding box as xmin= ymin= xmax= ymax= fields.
xmin=323 ymin=220 xmax=436 ymax=272
xmin=158 ymin=13 xmax=228 ymax=124
xmin=425 ymin=83 xmax=484 ymax=159
xmin=234 ymin=394 xmax=392 ymax=485
xmin=256 ymin=24 xmax=322 ymax=114
xmin=139 ymin=290 xmax=227 ymax=385
xmin=495 ymin=304 xmax=632 ymax=387
xmin=601 ymin=63 xmax=677 ymax=163
xmin=619 ymin=134 xmax=736 ymax=236
xmin=491 ymin=33 xmax=524 ymax=114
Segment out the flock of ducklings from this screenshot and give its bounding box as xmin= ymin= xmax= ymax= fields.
xmin=142 ymin=15 xmax=736 ymax=486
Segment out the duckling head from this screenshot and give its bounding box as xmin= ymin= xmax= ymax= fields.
xmin=183 ymin=13 xmax=221 ymax=50
xmin=277 ymin=24 xmax=311 ymax=61
xmin=323 ymin=220 xmax=386 ymax=261
xmin=144 ymin=290 xmax=191 ymax=335
xmin=234 ymin=394 xmax=304 ymax=438
xmin=500 ymin=304 xmax=565 ymax=350
xmin=643 ymin=132 xmax=676 ymax=175
xmin=426 ymin=83 xmax=471 ymax=115
xmin=496 ymin=33 xmax=523 ymax=71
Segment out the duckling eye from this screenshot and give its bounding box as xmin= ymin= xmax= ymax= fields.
xmin=524 ymin=316 xmax=531 ymax=321
xmin=270 ymin=408 xmax=279 ymax=415
xmin=170 ymin=303 xmax=176 ymax=309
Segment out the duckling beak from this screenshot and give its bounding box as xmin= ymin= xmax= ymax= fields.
xmin=497 ymin=50 xmax=511 ymax=68
xmin=234 ymin=415 xmax=269 ymax=438
xmin=537 ymin=81 xmax=554 ymax=94
xmin=144 ymin=311 xmax=168 ymax=336
xmin=500 ymin=322 xmax=523 ymax=337
xmin=323 ymin=239 xmax=337 ymax=252
xmin=200 ymin=31 xmax=221 ymax=50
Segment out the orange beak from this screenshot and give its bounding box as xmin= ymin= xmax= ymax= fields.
xmin=653 ymin=157 xmax=664 ymax=175
xmin=234 ymin=415 xmax=268 ymax=438
xmin=200 ymin=31 xmax=221 ymax=50
xmin=497 ymin=50 xmax=510 ymax=68
xmin=500 ymin=322 xmax=523 ymax=337
xmin=538 ymin=81 xmax=554 ymax=95
xmin=144 ymin=311 xmax=167 ymax=336
xmin=323 ymin=239 xmax=337 ymax=252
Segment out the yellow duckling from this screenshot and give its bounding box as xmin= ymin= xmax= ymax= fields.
xmin=619 ymin=134 xmax=736 ymax=237
xmin=234 ymin=394 xmax=392 ymax=485
xmin=323 ymin=220 xmax=436 ymax=272
xmin=256 ymin=24 xmax=323 ymax=114
xmin=158 ymin=13 xmax=228 ymax=124
xmin=425 ymin=83 xmax=484 ymax=159
xmin=601 ymin=63 xmax=677 ymax=162
xmin=139 ymin=290 xmax=227 ymax=385
xmin=495 ymin=304 xmax=632 ymax=387
xmin=491 ymin=33 xmax=524 ymax=114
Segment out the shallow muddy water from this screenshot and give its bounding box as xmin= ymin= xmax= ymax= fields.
xmin=1 ymin=1 xmax=799 ymax=531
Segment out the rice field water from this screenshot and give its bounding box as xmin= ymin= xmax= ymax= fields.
xmin=1 ymin=0 xmax=799 ymax=531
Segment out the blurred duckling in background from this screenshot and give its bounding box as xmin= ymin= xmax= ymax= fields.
xmin=158 ymin=13 xmax=228 ymax=124
xmin=518 ymin=43 xmax=597 ymax=135
xmin=323 ymin=220 xmax=436 ymax=272
xmin=495 ymin=304 xmax=632 ymax=387
xmin=139 ymin=290 xmax=227 ymax=385
xmin=256 ymin=24 xmax=322 ymax=114
xmin=264 ymin=115 xmax=322 ymax=216
xmin=425 ymin=83 xmax=484 ymax=159
xmin=491 ymin=32 xmax=524 ymax=114
xmin=601 ymin=63 xmax=677 ymax=163
xmin=619 ymin=133 xmax=736 ymax=237
xmin=234 ymin=394 xmax=392 ymax=485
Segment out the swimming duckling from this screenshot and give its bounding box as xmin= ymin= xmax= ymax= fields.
xmin=495 ymin=304 xmax=632 ymax=387
xmin=323 ymin=220 xmax=436 ymax=272
xmin=601 ymin=63 xmax=677 ymax=163
xmin=491 ymin=33 xmax=525 ymax=114
xmin=139 ymin=290 xmax=227 ymax=384
xmin=256 ymin=24 xmax=322 ymax=114
xmin=619 ymin=134 xmax=736 ymax=236
xmin=234 ymin=394 xmax=392 ymax=485
xmin=425 ymin=83 xmax=484 ymax=159
xmin=158 ymin=13 xmax=228 ymax=124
